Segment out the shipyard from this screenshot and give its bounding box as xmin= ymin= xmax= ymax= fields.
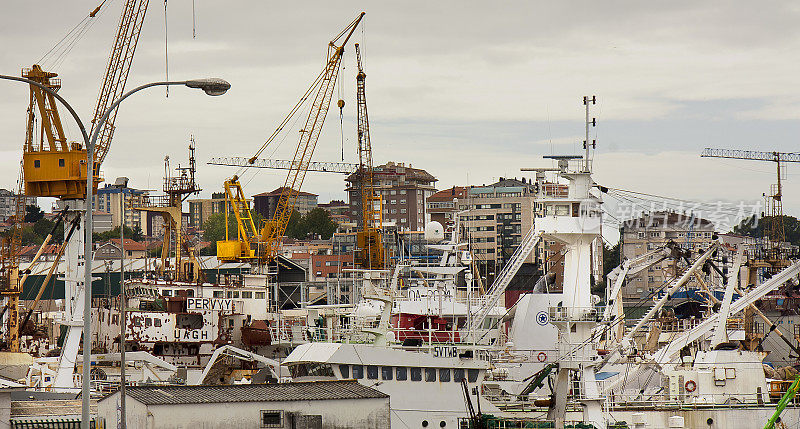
xmin=1 ymin=2 xmax=800 ymax=429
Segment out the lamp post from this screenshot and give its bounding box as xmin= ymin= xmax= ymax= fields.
xmin=112 ymin=176 xmax=129 ymax=429
xmin=82 ymin=78 xmax=229 ymax=429
xmin=1 ymin=74 xmax=230 ymax=429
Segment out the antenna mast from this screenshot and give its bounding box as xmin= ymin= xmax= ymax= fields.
xmin=583 ymin=95 xmax=596 ymax=172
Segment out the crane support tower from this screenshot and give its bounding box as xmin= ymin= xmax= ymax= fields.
xmin=354 ymin=43 xmax=385 ymax=269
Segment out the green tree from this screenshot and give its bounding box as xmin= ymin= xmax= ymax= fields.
xmin=303 ymin=208 xmax=338 ymax=240
xmin=92 ymin=225 xmax=144 ymax=243
xmin=733 ymin=214 xmax=800 ymax=246
xmin=201 ymin=211 xmax=265 ymax=253
xmin=24 ymin=205 xmax=44 ymax=223
xmin=284 ymin=210 xmax=305 ymax=240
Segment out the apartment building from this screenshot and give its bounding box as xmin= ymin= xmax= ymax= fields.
xmin=94 ymin=184 xmax=148 ymax=231
xmin=318 ymin=199 xmax=350 ymax=223
xmin=253 ymin=187 xmax=318 ymax=219
xmin=345 ymin=161 xmax=437 ymax=231
xmin=620 ymin=211 xmax=715 ymax=299
xmin=188 ymin=192 xmax=226 ymax=228
xmin=426 ymin=186 xmax=469 ymax=230
xmin=0 ymin=189 xmax=37 ymax=221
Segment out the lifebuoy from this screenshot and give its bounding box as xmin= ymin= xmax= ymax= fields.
xmin=685 ymin=380 xmax=697 ymax=392
xmin=537 ymin=352 xmax=547 ymax=362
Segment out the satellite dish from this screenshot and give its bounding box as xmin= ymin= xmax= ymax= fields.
xmin=424 ymin=221 xmax=444 ymax=242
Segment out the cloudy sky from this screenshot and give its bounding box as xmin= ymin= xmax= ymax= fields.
xmin=2 ymin=1 xmax=799 ymax=239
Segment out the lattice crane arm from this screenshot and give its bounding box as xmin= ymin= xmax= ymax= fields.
xmin=90 ymin=0 xmax=150 ymax=168
xmin=259 ymin=13 xmax=365 ymax=258
xmin=701 ymin=148 xmax=800 ymax=163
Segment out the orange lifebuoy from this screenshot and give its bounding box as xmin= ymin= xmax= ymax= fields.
xmin=685 ymin=380 xmax=697 ymax=392
xmin=537 ymin=352 xmax=547 ymax=362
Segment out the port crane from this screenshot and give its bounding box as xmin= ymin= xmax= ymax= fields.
xmin=208 ymin=157 xmax=357 ymax=174
xmin=701 ymin=148 xmax=800 ymax=272
xmin=353 ymin=43 xmax=385 ymax=269
xmin=216 ymin=13 xmax=365 ymax=264
xmin=14 ymin=0 xmax=150 ymax=389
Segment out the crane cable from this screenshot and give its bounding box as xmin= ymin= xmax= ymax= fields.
xmin=38 ymin=0 xmax=113 ymax=69
xmin=164 ymin=0 xmax=169 ymax=97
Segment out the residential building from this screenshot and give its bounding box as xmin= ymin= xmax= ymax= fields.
xmin=318 ymin=199 xmax=350 ymax=223
xmin=346 ymin=161 xmax=437 ymax=231
xmin=97 ymin=381 xmax=390 ymax=429
xmin=93 ymin=211 xmax=113 ymax=233
xmin=620 ymin=211 xmax=715 ymax=299
xmin=188 ymin=192 xmax=226 ymax=229
xmin=427 ymin=186 xmax=469 ymax=230
xmin=290 ymin=252 xmax=355 ymax=281
xmin=94 ymin=183 xmax=148 ymax=231
xmin=94 ymin=238 xmax=149 ymax=260
xmin=0 ymin=189 xmax=37 ymax=221
xmin=253 ymin=187 xmax=318 ymax=219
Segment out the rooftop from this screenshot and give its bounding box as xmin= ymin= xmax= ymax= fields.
xmin=108 ymin=381 xmax=387 ymax=406
xmin=254 ymin=187 xmax=318 ymax=198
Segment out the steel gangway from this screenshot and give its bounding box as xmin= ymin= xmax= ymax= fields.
xmin=466 ymin=227 xmax=542 ymax=338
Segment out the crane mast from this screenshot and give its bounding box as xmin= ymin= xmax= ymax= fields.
xmin=354 ymin=43 xmax=385 ymax=269
xmin=259 ymin=13 xmax=365 ymax=259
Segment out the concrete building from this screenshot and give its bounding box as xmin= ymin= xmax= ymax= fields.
xmin=0 ymin=189 xmax=37 ymax=221
xmin=620 ymin=211 xmax=715 ymax=299
xmin=346 ymin=161 xmax=437 ymax=231
xmin=94 ymin=238 xmax=149 ymax=260
xmin=97 ymin=381 xmax=390 ymax=429
xmin=188 ymin=192 xmax=226 ymax=229
xmin=92 ymin=211 xmax=113 ymax=233
xmin=254 ymin=187 xmax=318 ymax=219
xmin=318 ymin=199 xmax=350 ymax=223
xmin=94 ymin=183 xmax=148 ymax=231
xmin=427 ymin=186 xmax=469 ymax=230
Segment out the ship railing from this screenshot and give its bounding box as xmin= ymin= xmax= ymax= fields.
xmin=548 ymin=306 xmax=605 ymax=323
xmin=486 ymin=348 xmax=561 ymax=364
xmin=604 ymin=390 xmax=776 ymax=410
xmin=655 ymin=318 xmax=703 ymax=333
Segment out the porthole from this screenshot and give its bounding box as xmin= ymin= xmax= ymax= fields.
xmin=422 ymin=420 xmax=428 ymax=427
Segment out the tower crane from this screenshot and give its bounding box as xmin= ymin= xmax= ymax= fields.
xmin=700 ymin=148 xmax=800 ymax=271
xmin=16 ymin=0 xmax=150 ymax=389
xmin=216 ymin=13 xmax=365 ymax=264
xmin=354 ymin=43 xmax=385 ymax=269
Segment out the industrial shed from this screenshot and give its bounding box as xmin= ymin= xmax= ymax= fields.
xmin=97 ymin=380 xmax=390 ymax=428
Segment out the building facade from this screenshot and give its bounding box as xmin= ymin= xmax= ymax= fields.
xmin=426 ymin=186 xmax=469 ymax=231
xmin=253 ymin=188 xmax=318 ymax=220
xmin=620 ymin=211 xmax=715 ymax=299
xmin=94 ymin=184 xmax=148 ymax=231
xmin=188 ymin=192 xmax=226 ymax=229
xmin=346 ymin=161 xmax=437 ymax=231
xmin=0 ymin=189 xmax=37 ymax=221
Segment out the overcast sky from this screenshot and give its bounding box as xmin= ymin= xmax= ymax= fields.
xmin=2 ymin=1 xmax=799 ymax=239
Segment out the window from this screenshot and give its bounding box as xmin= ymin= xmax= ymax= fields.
xmin=400 ymin=190 xmax=406 ymax=194
xmin=242 ymin=291 xmax=253 ymax=299
xmin=34 ymin=160 xmax=40 ymax=168
xmin=367 ymin=365 xmax=378 ymax=379
xmin=400 ymin=199 xmax=406 ymax=204
xmin=439 ymin=368 xmax=450 ymax=382
xmin=352 ymin=365 xmax=364 ymax=379
xmin=382 ymin=366 xmax=393 ymax=380
xmin=162 ymin=290 xmax=172 ymax=297
xmin=410 ymin=367 xmax=422 ymax=381
xmin=390 ymin=200 xmax=396 ymax=204
xmin=339 ymin=364 xmax=350 ymax=379
xmin=58 ymin=158 xmax=65 ymax=167
xmin=453 ymin=368 xmax=465 ymax=382
xmin=425 ymin=368 xmax=437 ymax=382
xmin=232 ymin=291 xmax=240 ymax=298
xmin=212 ymin=290 xmax=223 ymax=298
xmin=145 ymin=317 xmax=152 ymax=327
xmin=260 ymin=410 xmax=283 ymax=427
xmin=154 ymin=318 xmax=161 ymax=327
xmin=467 ymin=369 xmax=479 ymax=383
xmin=255 ymin=292 xmax=266 ymax=299
xmin=396 ymin=366 xmax=408 ymax=381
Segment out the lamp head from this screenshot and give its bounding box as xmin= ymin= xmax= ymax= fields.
xmin=185 ymin=78 xmax=230 ymax=96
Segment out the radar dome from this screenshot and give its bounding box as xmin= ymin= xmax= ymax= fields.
xmin=424 ymin=221 xmax=444 ymax=241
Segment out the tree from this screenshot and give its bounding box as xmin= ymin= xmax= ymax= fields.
xmin=92 ymin=225 xmax=144 ymax=243
xmin=284 ymin=210 xmax=305 ymax=240
xmin=24 ymin=205 xmax=44 ymax=223
xmin=201 ymin=211 xmax=265 ymax=254
xmin=733 ymin=214 xmax=800 ymax=246
xmin=303 ymin=208 xmax=338 ymax=240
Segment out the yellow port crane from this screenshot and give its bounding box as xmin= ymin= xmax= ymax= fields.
xmin=217 ymin=12 xmax=365 ymax=263
xmin=354 ymin=43 xmax=385 ymax=269
xmin=217 ymin=175 xmax=262 ymax=262
xmin=8 ymin=0 xmax=149 ymax=355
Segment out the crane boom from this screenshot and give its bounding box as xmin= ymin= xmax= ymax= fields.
xmin=700 ymin=148 xmax=800 ymax=163
xmin=260 ymin=13 xmax=365 ymax=258
xmin=354 ymin=43 xmax=384 ymax=269
xmin=208 ymin=157 xmax=357 ymax=174
xmin=90 ymin=0 xmax=150 ymax=168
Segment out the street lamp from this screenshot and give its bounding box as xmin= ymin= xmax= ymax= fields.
xmin=0 ymin=74 xmax=229 ymax=429
xmin=82 ymin=78 xmax=229 ymax=429
xmin=112 ymin=176 xmax=129 ymax=429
